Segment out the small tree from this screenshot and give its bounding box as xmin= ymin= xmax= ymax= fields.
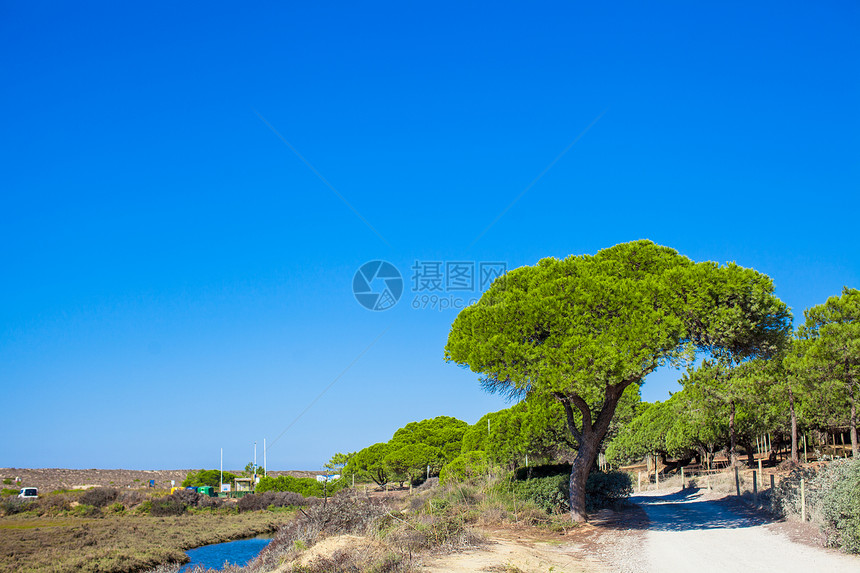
xmin=324 ymin=452 xmax=353 ymax=474
xmin=344 ymin=443 xmax=390 ymax=487
xmin=183 ymin=469 xmax=237 ymax=489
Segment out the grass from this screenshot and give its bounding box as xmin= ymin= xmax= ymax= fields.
xmin=0 ymin=511 xmax=290 ymax=573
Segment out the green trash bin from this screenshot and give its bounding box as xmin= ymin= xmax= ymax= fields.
xmin=197 ymin=486 xmax=215 ymax=497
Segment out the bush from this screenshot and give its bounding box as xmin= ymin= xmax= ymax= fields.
xmin=237 ymin=491 xmax=313 ymax=512
xmin=585 ymin=471 xmax=633 ymax=510
xmin=0 ymin=497 xmax=31 ymax=516
xmin=197 ymin=495 xmax=225 ymax=509
xmin=149 ymin=497 xmax=187 ymax=516
xmin=119 ymin=490 xmax=145 ymax=507
xmin=255 ymin=475 xmax=347 ymax=497
xmin=169 ymin=489 xmax=201 ymax=507
xmin=255 ymin=496 xmax=393 ymax=570
xmin=772 ymin=459 xmax=860 ymax=554
xmin=81 ymin=487 xmax=119 ymax=508
xmin=818 ymin=460 xmax=860 ymax=553
xmin=440 ymin=451 xmax=490 ymax=484
xmin=511 ymin=470 xmax=633 ymax=513
xmin=70 ymin=503 xmax=101 ymax=517
xmin=511 ymin=474 xmax=568 ymax=513
xmin=183 ymin=469 xmax=237 ymax=488
xmin=35 ymin=493 xmax=74 ymax=515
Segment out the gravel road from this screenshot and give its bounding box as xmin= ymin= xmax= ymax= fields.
xmin=610 ymin=489 xmax=860 ymax=573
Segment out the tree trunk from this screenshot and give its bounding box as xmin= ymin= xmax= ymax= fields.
xmin=744 ymin=441 xmax=755 ymax=466
xmin=569 ymin=437 xmax=598 ymax=522
xmin=557 ymin=382 xmax=630 ymax=522
xmin=789 ymin=386 xmax=799 ymax=463
xmin=729 ymin=400 xmax=737 ymax=466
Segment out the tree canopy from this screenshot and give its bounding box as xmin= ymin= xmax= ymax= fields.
xmin=343 ymin=416 xmax=469 ymax=487
xmin=182 ymin=469 xmax=236 ymax=489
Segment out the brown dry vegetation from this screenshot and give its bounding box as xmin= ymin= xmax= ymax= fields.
xmin=0 ymin=468 xmax=325 ymax=493
xmin=0 ymin=511 xmax=289 ymax=573
xmin=203 ymin=477 xmax=590 ymax=573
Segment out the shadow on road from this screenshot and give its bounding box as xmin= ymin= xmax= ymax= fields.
xmin=593 ymin=488 xmax=774 ymax=533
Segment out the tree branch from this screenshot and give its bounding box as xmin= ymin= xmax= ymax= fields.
xmin=553 ymin=392 xmax=583 ymax=445
xmin=568 ymin=393 xmax=593 ymax=435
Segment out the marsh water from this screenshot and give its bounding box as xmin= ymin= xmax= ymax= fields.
xmin=178 ymin=535 xmax=272 ymax=572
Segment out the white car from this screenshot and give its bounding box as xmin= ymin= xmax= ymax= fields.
xmin=17 ymin=487 xmax=38 ymax=500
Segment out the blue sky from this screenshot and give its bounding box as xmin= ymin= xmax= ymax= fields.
xmin=2 ymin=1 xmax=858 ymax=471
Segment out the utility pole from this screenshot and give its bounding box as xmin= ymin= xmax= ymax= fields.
xmin=263 ymin=438 xmax=267 ymax=477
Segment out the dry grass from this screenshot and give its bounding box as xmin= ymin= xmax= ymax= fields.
xmin=0 ymin=511 xmax=290 ymax=573
xmin=235 ymin=477 xmax=578 ymax=573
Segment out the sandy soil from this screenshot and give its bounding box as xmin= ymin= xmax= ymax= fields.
xmin=418 ymin=530 xmax=605 ymax=573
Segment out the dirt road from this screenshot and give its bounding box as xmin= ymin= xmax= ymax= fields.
xmin=420 ymin=489 xmax=860 ymax=573
xmin=607 ymin=489 xmax=860 ymax=573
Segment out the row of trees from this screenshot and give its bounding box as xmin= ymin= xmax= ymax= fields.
xmin=608 ymin=287 xmax=860 ymax=468
xmin=338 ymin=241 xmax=856 ymax=524
xmin=343 ymin=416 xmax=468 ymax=487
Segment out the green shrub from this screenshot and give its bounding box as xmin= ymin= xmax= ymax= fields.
xmin=511 ymin=470 xmax=633 ymax=513
xmin=773 ymin=459 xmax=860 ymax=554
xmin=183 ymin=469 xmax=237 ymax=488
xmin=440 ymin=451 xmax=491 ymax=484
xmin=71 ymin=503 xmax=100 ymax=517
xmin=511 ymin=474 xmax=567 ymax=513
xmin=236 ymin=491 xmax=313 ymax=512
xmin=585 ymin=471 xmax=633 ymax=510
xmin=819 ymin=460 xmax=860 ymax=553
xmin=2 ymin=478 xmax=12 ymax=485
xmin=256 ymin=475 xmax=347 ymax=497
xmin=1 ymin=488 xmax=18 ymax=497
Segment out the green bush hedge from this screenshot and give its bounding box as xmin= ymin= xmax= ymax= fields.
xmin=183 ymin=469 xmax=237 ymax=488
xmin=511 ymin=470 xmax=633 ymax=514
xmin=439 ymin=451 xmax=491 ymax=484
xmin=255 ymin=475 xmax=347 ymax=498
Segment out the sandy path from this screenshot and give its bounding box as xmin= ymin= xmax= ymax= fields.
xmin=419 ymin=532 xmax=604 ymax=573
xmin=613 ymin=489 xmax=860 ymax=573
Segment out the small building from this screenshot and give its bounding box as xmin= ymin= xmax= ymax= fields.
xmin=233 ymin=477 xmax=254 ymax=497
